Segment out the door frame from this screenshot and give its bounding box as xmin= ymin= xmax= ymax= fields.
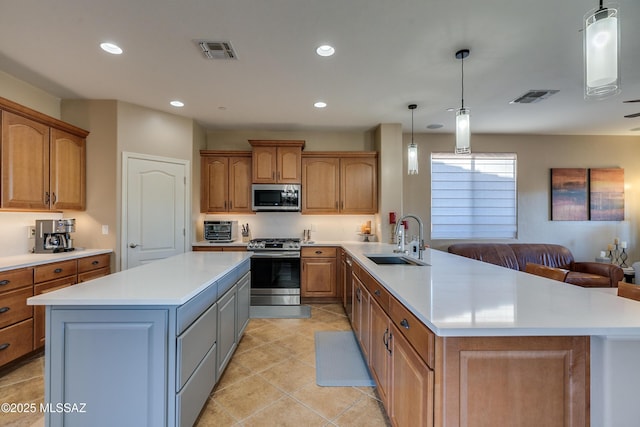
xmin=121 ymin=151 xmax=191 ymax=270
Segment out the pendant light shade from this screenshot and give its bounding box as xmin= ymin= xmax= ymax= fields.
xmin=584 ymin=2 xmax=620 ymax=99
xmin=455 ymin=49 xmax=471 ymax=154
xmin=455 ymin=108 xmax=471 ymax=154
xmin=408 ymin=104 xmax=418 ymax=175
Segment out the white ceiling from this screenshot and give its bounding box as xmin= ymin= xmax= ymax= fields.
xmin=0 ymin=0 xmax=639 ymax=136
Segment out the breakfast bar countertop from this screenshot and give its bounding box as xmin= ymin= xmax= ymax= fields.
xmin=342 ymin=243 xmax=640 ymax=338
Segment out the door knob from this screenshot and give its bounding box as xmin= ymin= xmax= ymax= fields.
xmin=129 ymin=243 xmax=139 ymax=248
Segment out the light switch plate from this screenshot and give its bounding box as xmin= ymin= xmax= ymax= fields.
xmin=101 ymin=225 xmax=109 ymax=235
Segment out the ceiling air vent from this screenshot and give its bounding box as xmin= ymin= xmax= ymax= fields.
xmin=510 ymin=90 xmax=559 ymax=104
xmin=195 ymin=40 xmax=238 ymax=60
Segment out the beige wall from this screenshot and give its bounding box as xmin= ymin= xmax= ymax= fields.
xmin=403 ymin=133 xmax=640 ymax=262
xmin=206 ymin=129 xmax=375 ymax=151
xmin=61 ymin=100 xmax=118 ymax=267
xmin=0 ymin=70 xmax=60 ymax=118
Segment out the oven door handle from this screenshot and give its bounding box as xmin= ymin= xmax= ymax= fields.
xmin=250 ymin=251 xmax=301 ymax=259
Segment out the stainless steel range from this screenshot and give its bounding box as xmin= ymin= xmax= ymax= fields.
xmin=248 ymin=238 xmax=301 ymax=306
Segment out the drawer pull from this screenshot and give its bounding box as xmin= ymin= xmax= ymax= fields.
xmin=92 ymin=260 xmax=100 ymax=265
xmin=400 ymin=318 xmax=410 ymax=329
xmin=374 ymin=290 xmax=381 ymax=296
xmin=315 ymin=250 xmax=322 ymax=255
xmin=0 ymin=280 xmax=9 ymax=286
xmin=0 ymin=343 xmax=9 ymax=351
xmin=0 ymin=307 xmax=9 ymax=314
xmin=54 ymin=268 xmax=63 ymax=273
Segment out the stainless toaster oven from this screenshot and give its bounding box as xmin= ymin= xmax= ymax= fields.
xmin=204 ymin=220 xmax=238 ymax=242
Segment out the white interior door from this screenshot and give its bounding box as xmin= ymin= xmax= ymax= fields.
xmin=123 ymin=153 xmax=189 ymax=270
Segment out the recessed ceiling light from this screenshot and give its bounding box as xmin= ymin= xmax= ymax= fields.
xmin=445 ymin=107 xmax=456 ymax=112
xmin=100 ymin=42 xmax=123 ymax=55
xmin=316 ymin=45 xmax=335 ymax=57
xmin=170 ymin=100 xmax=184 ymax=107
xmin=314 ymin=101 xmax=327 ymax=108
xmin=427 ymin=124 xmax=443 ymax=129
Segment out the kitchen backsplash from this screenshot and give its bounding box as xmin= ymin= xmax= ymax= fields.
xmin=0 ymin=212 xmax=63 ymax=257
xmin=198 ymin=212 xmax=378 ymax=243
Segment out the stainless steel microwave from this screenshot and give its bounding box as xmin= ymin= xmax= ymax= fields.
xmin=252 ymin=184 xmax=301 ymax=212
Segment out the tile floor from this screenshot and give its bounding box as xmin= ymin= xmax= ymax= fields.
xmin=0 ymin=304 xmax=391 ymax=427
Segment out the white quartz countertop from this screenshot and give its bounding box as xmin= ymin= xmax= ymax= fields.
xmin=28 ymin=251 xmax=251 ymax=306
xmin=343 ymin=243 xmax=640 ymax=338
xmin=0 ymin=248 xmax=113 ymax=272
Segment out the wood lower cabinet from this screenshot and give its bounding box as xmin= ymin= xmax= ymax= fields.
xmin=0 ymin=253 xmax=112 ymax=365
xmin=369 ymin=297 xmax=392 ymax=408
xmin=351 ymin=259 xmax=588 ymax=427
xmin=439 ymin=336 xmax=588 ymax=427
xmin=0 ymin=100 xmax=88 ymax=211
xmin=200 ymin=152 xmax=252 ymax=213
xmin=34 ymin=276 xmax=76 ymax=348
xmin=301 ymin=152 xmax=378 ymax=214
xmin=390 ymin=322 xmax=434 ymax=427
xmin=301 ymin=247 xmax=337 ymax=298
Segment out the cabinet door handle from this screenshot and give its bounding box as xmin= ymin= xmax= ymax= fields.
xmin=374 ymin=289 xmax=381 ymax=297
xmin=387 ymin=331 xmax=393 ymax=355
xmin=45 ymin=192 xmax=50 ymax=204
xmin=52 ymin=192 xmax=57 ymax=204
xmin=383 ymin=328 xmax=389 ymax=349
xmin=0 ymin=280 xmax=9 ymax=286
xmin=229 ymin=201 xmax=233 ymax=209
xmin=355 ymin=287 xmax=361 ymax=302
xmin=54 ymin=268 xmax=63 ymax=273
xmin=0 ymin=343 xmax=10 ymax=351
xmin=0 ymin=307 xmax=10 ymax=314
xmin=400 ymin=318 xmax=410 ymax=329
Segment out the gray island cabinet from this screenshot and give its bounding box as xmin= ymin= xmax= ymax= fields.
xmin=28 ymin=251 xmax=251 ymax=427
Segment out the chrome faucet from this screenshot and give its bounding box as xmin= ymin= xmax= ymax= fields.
xmin=394 ymin=214 xmax=425 ymax=260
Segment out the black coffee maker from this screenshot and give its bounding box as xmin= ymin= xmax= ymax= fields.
xmin=35 ymin=219 xmax=76 ymax=253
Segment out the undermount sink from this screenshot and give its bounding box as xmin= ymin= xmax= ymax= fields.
xmin=364 ymin=254 xmax=429 ymax=266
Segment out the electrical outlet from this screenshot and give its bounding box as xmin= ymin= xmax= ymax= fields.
xmin=27 ymin=226 xmax=36 ymax=238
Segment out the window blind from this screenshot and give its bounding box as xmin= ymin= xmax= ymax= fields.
xmin=431 ymin=153 xmax=517 ymax=239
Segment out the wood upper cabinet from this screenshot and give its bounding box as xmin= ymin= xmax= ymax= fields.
xmin=249 ymin=140 xmax=304 ymax=184
xmin=340 ymin=156 xmax=377 ymax=214
xmin=0 ymin=98 xmax=88 ymax=211
xmin=301 ymin=152 xmax=377 ymax=214
xmin=200 ymin=152 xmax=252 ymax=213
xmin=301 ymin=157 xmax=339 ymax=213
xmin=1 ymin=111 xmax=50 ymax=209
xmin=50 ymin=128 xmax=85 ymax=210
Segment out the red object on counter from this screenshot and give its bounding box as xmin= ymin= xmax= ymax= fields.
xmin=389 ymin=212 xmax=396 ymax=224
xmin=402 ymin=220 xmax=408 ymax=229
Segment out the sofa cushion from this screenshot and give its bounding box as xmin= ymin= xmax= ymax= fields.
xmin=509 ymin=244 xmax=574 ymax=271
xmin=565 ymin=272 xmax=610 ymax=288
xmin=447 ymin=243 xmax=519 ymax=270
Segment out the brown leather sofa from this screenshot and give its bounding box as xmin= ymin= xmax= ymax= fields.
xmin=448 ymin=243 xmax=623 ymax=287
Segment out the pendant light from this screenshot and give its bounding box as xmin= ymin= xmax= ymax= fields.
xmin=407 ymin=104 xmax=418 ymax=175
xmin=584 ymin=1 xmax=620 ymax=99
xmin=455 ymin=49 xmax=471 ymax=154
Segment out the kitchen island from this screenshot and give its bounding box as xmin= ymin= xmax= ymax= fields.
xmin=342 ymin=243 xmax=640 ymax=427
xmin=28 ymin=251 xmax=251 ymax=427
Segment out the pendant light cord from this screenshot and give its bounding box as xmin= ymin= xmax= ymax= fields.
xmin=461 ymin=55 xmax=465 ymax=110
xmin=411 ymin=108 xmax=414 ymax=143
